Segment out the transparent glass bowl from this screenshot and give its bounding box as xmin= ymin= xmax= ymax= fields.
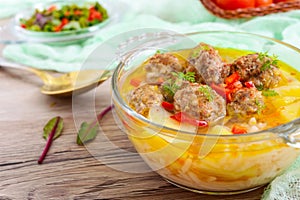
xmin=111 ymin=31 xmax=300 ymax=195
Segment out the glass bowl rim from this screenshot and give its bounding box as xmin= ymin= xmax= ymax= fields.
xmin=111 ymin=30 xmax=300 ymax=138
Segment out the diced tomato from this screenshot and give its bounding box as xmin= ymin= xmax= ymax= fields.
xmin=48 ymin=5 xmax=57 ymax=12
xmin=90 ymin=11 xmax=102 ymax=21
xmin=225 ymin=89 xmax=233 ymax=102
xmin=54 ymin=26 xmax=62 ymax=32
xmin=64 ymin=11 xmax=70 ymax=16
xmin=227 ymin=81 xmax=243 ymax=90
xmin=129 ymin=78 xmax=142 ymax=87
xmin=225 ymin=72 xmax=240 ymax=85
xmin=61 ymin=18 xmax=69 ymax=26
xmin=161 ymin=101 xmax=174 ymax=112
xmin=74 ymin=10 xmax=82 ymax=15
xmin=245 ymin=81 xmax=255 ymax=88
xmin=231 ymin=124 xmax=247 ymax=134
xmin=54 ymin=18 xmax=69 ymax=32
xmin=170 ymin=112 xmax=208 ymax=127
xmin=88 ymin=7 xmax=102 ymax=21
xmin=21 ymin=24 xmax=26 ymax=28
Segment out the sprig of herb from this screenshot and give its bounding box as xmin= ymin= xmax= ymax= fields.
xmin=199 ymin=85 xmax=214 ymax=102
xmin=258 ymin=52 xmax=279 ymax=71
xmin=162 ymin=81 xmax=180 ymax=98
xmin=172 ymin=72 xmax=196 ymax=83
xmin=256 ymin=84 xmax=264 ymax=91
xmin=255 ymin=99 xmax=266 ymax=114
xmin=156 ymin=50 xmax=165 ymax=54
xmin=262 ymin=89 xmax=279 ymax=97
xmin=38 ymin=116 xmax=63 ymax=164
xmin=77 ymin=105 xmax=113 ymax=145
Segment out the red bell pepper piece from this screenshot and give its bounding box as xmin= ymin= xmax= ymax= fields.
xmin=227 ymin=81 xmax=243 ymax=90
xmin=225 ymin=72 xmax=240 ymax=85
xmin=161 ymin=101 xmax=174 ymax=111
xmin=129 ymin=78 xmax=142 ymax=87
xmin=211 ymin=83 xmax=226 ymax=98
xmin=54 ymin=18 xmax=69 ymax=32
xmin=231 ymin=124 xmax=247 ymax=134
xmin=245 ymin=81 xmax=255 ymax=88
xmin=170 ymin=112 xmax=208 ymax=127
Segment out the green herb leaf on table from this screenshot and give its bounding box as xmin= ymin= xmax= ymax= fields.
xmin=43 ymin=116 xmax=64 ymax=140
xmin=77 ymin=105 xmax=113 ymax=145
xmin=38 ymin=116 xmax=63 ymax=164
xmin=76 ymin=122 xmax=98 ymax=145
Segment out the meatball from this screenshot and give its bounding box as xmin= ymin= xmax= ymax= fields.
xmin=144 ymin=53 xmax=183 ymax=83
xmin=128 ymin=84 xmax=163 ymax=116
xmin=173 ymin=83 xmax=226 ymax=122
xmin=231 ymin=53 xmax=281 ymax=88
xmin=186 ymin=43 xmax=230 ymax=84
xmin=227 ymin=87 xmax=264 ymax=116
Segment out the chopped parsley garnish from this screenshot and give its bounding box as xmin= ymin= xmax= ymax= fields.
xmin=256 ymin=84 xmax=264 ymax=91
xmin=172 ymin=72 xmax=196 ymax=83
xmin=199 ymin=85 xmax=214 ymax=102
xmin=262 ymin=89 xmax=279 ymax=97
xmin=162 ymin=81 xmax=180 ymax=98
xmin=258 ymin=52 xmax=279 ymax=71
xmin=156 ymin=50 xmax=164 ymax=54
xmin=255 ymin=99 xmax=266 ymax=114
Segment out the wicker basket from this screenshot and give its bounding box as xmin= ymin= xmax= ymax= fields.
xmin=200 ymin=0 xmax=300 ymax=19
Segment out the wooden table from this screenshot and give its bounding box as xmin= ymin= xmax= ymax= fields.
xmin=0 ymin=15 xmax=266 ymax=199
xmin=0 ymin=66 xmax=266 ymax=199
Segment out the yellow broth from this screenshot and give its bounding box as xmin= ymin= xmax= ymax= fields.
xmin=120 ymin=47 xmax=300 ymax=134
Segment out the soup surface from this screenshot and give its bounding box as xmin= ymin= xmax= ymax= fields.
xmin=121 ymin=43 xmax=300 ymax=135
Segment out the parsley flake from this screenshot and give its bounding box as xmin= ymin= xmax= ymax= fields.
xmin=262 ymin=89 xmax=279 ymax=97
xmin=199 ymin=85 xmax=214 ymax=102
xmin=162 ymin=81 xmax=180 ymax=98
xmin=258 ymin=52 xmax=279 ymax=71
xmin=255 ymin=99 xmax=266 ymax=114
xmin=172 ymin=72 xmax=196 ymax=83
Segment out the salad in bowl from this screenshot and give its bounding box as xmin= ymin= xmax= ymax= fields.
xmin=111 ymin=31 xmax=300 ymax=194
xmin=13 ymin=0 xmax=112 ymax=43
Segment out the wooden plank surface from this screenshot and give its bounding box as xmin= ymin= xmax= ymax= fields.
xmin=0 ymin=67 xmax=265 ymax=199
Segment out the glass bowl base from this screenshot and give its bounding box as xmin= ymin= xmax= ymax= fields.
xmin=164 ymin=178 xmax=266 ymax=195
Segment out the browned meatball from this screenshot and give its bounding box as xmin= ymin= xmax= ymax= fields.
xmin=186 ymin=43 xmax=230 ymax=84
xmin=231 ymin=53 xmax=281 ymax=88
xmin=144 ymin=53 xmax=183 ymax=83
xmin=128 ymin=84 xmax=163 ymax=116
xmin=173 ymin=83 xmax=226 ymax=122
xmin=227 ymin=87 xmax=264 ymax=116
